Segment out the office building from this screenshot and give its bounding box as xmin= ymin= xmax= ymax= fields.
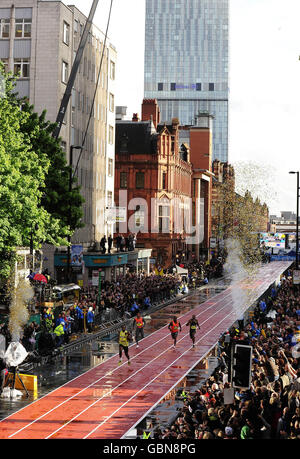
xmin=0 ymin=1 xmax=117 ymax=280
xmin=144 ymin=0 xmax=229 ymax=162
xmin=0 ymin=0 xmax=116 ymax=244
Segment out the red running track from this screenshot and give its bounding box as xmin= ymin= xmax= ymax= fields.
xmin=0 ymin=261 xmax=291 ymax=439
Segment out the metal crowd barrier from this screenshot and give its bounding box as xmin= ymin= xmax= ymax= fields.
xmin=21 ymin=276 xmax=229 ymax=369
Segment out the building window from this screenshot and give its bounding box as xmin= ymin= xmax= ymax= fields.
xmin=63 ymin=21 xmax=70 ymax=45
xmin=0 ymin=58 xmax=9 ymax=73
xmin=120 ymin=172 xmax=128 ymax=189
xmin=108 ymin=125 xmax=114 ymax=144
xmin=158 ymin=205 xmax=170 ymax=233
xmin=109 ymin=93 xmax=114 ymax=112
xmin=158 ymin=82 xmax=163 ymax=91
xmin=15 ymin=18 xmax=31 ymax=38
xmin=74 ymin=19 xmax=78 ymax=33
xmin=71 ymin=106 xmax=76 ymax=127
xmin=62 ymin=61 xmax=69 ymax=84
xmin=162 ymin=172 xmax=167 ymax=190
xmin=14 ymin=58 xmax=30 ymax=78
xmin=107 ymin=191 xmax=113 ymax=207
xmin=136 ymin=172 xmax=145 ymax=189
xmin=170 ymin=82 xmax=176 ymax=91
xmin=135 ymin=205 xmax=145 ymax=229
xmin=110 ymin=60 xmax=115 ymax=80
xmin=196 ymin=83 xmax=202 ymax=91
xmin=61 ymin=141 xmax=67 ymax=152
xmin=0 ymin=19 xmax=10 ymax=38
xmin=83 ymin=57 xmax=87 ymax=76
xmin=87 ymin=60 xmax=91 ymax=80
xmin=108 ymin=158 xmax=113 ymax=177
xmin=209 ymin=83 xmax=214 ymax=91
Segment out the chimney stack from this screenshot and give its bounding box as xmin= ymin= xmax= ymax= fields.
xmin=141 ymin=99 xmax=160 ymax=129
xmin=132 ymin=113 xmax=140 ymax=122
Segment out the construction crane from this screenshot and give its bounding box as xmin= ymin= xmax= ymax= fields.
xmin=52 ymin=0 xmax=99 ymax=140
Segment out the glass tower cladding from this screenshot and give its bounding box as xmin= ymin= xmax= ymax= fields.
xmin=144 ymin=0 xmax=229 ymax=162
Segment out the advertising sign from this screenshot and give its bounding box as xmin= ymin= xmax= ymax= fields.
xmin=92 ymin=270 xmax=99 ymax=286
xmin=210 ymin=237 xmax=217 ymax=248
xmin=293 ymin=270 xmax=300 ymax=285
xmin=260 ymin=232 xmax=286 ymax=248
xmin=71 ymin=245 xmax=83 ymax=266
xmin=106 ymin=207 xmax=127 ymax=223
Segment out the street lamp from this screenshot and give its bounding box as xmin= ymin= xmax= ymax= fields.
xmin=67 ymin=145 xmax=82 ymax=282
xmin=289 ymin=171 xmax=299 ymax=269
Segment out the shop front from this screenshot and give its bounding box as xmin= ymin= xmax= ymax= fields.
xmin=54 ymin=249 xmax=152 ymax=287
xmin=84 ymin=253 xmax=129 ymax=285
xmin=54 ymin=252 xmax=129 ymax=287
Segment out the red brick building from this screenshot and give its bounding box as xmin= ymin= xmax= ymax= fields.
xmin=188 ymin=114 xmax=214 ymax=260
xmin=114 ymin=99 xmax=193 ymax=267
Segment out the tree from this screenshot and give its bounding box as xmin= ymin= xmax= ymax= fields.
xmin=212 ymin=165 xmax=267 ymax=270
xmin=0 ymin=63 xmax=77 ymax=277
xmin=17 ymin=104 xmax=84 ymax=236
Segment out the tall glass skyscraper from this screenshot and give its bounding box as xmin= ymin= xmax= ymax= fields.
xmin=144 ymin=0 xmax=229 ymax=162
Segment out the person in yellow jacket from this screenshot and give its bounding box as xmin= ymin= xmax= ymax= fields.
xmin=186 ymin=315 xmax=200 ymax=348
xmin=118 ymin=324 xmax=131 ymax=365
xmin=54 ymin=321 xmax=65 ymax=348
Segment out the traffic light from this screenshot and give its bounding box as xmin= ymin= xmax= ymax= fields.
xmin=232 ymin=344 xmax=252 ymax=389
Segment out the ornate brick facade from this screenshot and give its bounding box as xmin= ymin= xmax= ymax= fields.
xmin=115 ymin=99 xmax=193 ymax=267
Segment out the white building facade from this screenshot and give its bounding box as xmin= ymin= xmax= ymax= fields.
xmin=0 ymin=0 xmax=116 ymax=255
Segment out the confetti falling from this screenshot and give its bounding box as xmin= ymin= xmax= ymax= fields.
xmin=8 ymin=278 xmax=34 ymax=343
xmin=233 ymin=160 xmax=278 ymax=210
xmin=215 ymin=160 xmax=272 ymax=281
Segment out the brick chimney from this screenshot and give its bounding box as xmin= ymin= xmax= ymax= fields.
xmin=132 ymin=113 xmax=140 ymax=122
xmin=141 ymin=99 xmax=161 ymax=129
xmin=190 ymin=113 xmax=214 ymax=172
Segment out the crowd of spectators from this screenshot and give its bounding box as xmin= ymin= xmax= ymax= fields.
xmin=0 ymin=256 xmax=225 ymax=355
xmin=94 ymin=272 xmax=181 ymax=317
xmin=181 ymin=256 xmax=224 ymax=288
xmin=152 ymin=273 xmax=300 ymax=440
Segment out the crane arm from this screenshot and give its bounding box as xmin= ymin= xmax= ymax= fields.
xmin=52 ymin=0 xmax=99 ymax=140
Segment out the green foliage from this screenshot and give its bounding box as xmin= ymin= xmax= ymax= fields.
xmin=18 ymin=104 xmax=84 ymax=234
xmin=0 ymin=63 xmax=84 ymax=278
xmin=216 ymin=181 xmax=265 ymax=268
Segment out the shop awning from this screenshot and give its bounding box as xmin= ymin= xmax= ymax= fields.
xmin=175 ymin=265 xmax=189 ymax=275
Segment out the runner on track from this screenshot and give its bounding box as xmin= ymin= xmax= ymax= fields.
xmin=118 ymin=324 xmax=131 ymax=365
xmin=186 ymin=314 xmax=200 ymax=348
xmin=132 ymin=312 xmax=145 ymax=348
xmin=168 ymin=316 xmax=182 ymax=348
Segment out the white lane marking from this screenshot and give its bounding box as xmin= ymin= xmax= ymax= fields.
xmin=83 ymin=308 xmax=237 ymax=439
xmin=8 ymin=292 xmax=228 ymax=439
xmin=45 ymin=297 xmax=235 ymax=439
xmin=7 ymin=261 xmax=289 ymax=438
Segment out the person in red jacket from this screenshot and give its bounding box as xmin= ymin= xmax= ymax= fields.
xmin=168 ymin=316 xmax=182 ymax=348
xmin=132 ymin=312 xmax=145 ymax=348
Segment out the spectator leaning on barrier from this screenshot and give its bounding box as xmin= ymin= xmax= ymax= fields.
xmin=154 ymin=272 xmax=300 ymax=440
xmin=54 ymin=321 xmax=64 ymax=348
xmin=87 ymin=307 xmax=95 ymax=333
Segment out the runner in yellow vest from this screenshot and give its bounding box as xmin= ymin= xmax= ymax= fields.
xmin=118 ymin=324 xmax=131 ymax=365
xmin=186 ymin=315 xmax=200 ymax=348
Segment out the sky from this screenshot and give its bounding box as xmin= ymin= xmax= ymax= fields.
xmin=71 ymin=0 xmax=300 ymax=216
